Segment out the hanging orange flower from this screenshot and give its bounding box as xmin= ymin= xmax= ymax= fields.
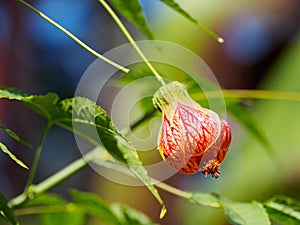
xmin=153 ymin=81 xmax=231 ymax=178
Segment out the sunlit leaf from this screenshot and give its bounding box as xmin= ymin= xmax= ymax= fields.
xmin=220 ymin=197 xmax=271 ymax=225
xmin=264 ymin=195 xmax=300 ymax=225
xmin=0 ymin=124 xmax=31 ymax=147
xmin=0 ymin=143 xmax=28 ymax=169
xmin=0 ymin=87 xmax=165 ymax=211
xmin=0 ymin=192 xmax=18 ymax=225
xmin=108 ymin=0 xmax=153 ymax=39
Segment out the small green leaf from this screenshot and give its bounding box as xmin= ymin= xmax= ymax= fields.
xmin=220 ymin=197 xmax=271 ymax=225
xmin=108 ymin=0 xmax=153 ymax=39
xmin=0 ymin=192 xmax=18 ymax=225
xmin=0 ymin=142 xmax=28 ymax=169
xmin=264 ymin=195 xmax=300 ymax=225
xmin=158 ymin=0 xmax=223 ymax=42
xmin=0 ymin=86 xmax=27 ymax=100
xmin=189 ymin=192 xmax=221 ymax=208
xmin=0 ymin=124 xmax=31 ymax=147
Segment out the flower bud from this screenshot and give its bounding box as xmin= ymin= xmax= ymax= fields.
xmin=153 ymin=81 xmax=231 ymax=178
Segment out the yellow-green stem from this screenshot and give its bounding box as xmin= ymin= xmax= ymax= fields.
xmin=98 ymin=0 xmax=165 ymax=86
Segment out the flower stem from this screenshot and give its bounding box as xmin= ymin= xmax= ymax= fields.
xmin=18 ymin=0 xmax=129 ymax=74
xmin=98 ymin=0 xmax=165 ymax=86
xmin=24 ymin=122 xmax=52 ymax=192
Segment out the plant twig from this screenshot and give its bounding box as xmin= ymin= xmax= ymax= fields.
xmin=98 ymin=0 xmax=165 ymax=86
xmin=18 ymin=0 xmax=129 ymax=73
xmin=24 ymin=122 xmax=52 ymax=192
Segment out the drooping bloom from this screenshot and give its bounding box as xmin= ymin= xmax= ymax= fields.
xmin=153 ymin=81 xmax=231 ymax=178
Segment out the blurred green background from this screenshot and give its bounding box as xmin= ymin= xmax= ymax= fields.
xmin=1 ymin=0 xmax=300 ymax=224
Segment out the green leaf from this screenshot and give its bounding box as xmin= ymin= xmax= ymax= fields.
xmin=109 ymin=0 xmax=153 ymax=39
xmin=0 ymin=86 xmax=27 ymax=100
xmin=0 ymin=124 xmax=31 ymax=147
xmin=0 ymin=87 xmax=165 ymax=211
xmin=220 ymin=197 xmax=271 ymax=225
xmin=0 ymin=142 xmax=28 ymax=169
xmin=158 ymin=0 xmax=223 ymax=42
xmin=0 ymin=192 xmax=18 ymax=225
xmin=0 ymin=87 xmax=59 ymax=120
xmin=71 ymin=190 xmax=156 ymax=225
xmin=189 ymin=192 xmax=221 ymax=208
xmin=264 ymin=195 xmax=300 ymax=225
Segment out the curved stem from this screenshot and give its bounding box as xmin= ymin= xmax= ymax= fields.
xmin=18 ymin=0 xmax=129 ymax=73
xmin=24 ymin=122 xmax=52 ymax=192
xmin=98 ymin=0 xmax=165 ymax=86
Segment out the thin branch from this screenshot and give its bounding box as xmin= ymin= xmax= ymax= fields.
xmin=18 ymin=0 xmax=129 ymax=73
xmin=98 ymin=0 xmax=165 ymax=85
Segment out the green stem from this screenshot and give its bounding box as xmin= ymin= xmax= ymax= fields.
xmin=92 ymin=160 xmax=192 ymax=199
xmin=98 ymin=0 xmax=165 ymax=86
xmin=9 ymin=148 xmax=101 ymax=208
xmin=18 ymin=0 xmax=129 ymax=74
xmin=24 ymin=122 xmax=52 ymax=192
xmin=154 ymin=181 xmax=191 ymax=199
